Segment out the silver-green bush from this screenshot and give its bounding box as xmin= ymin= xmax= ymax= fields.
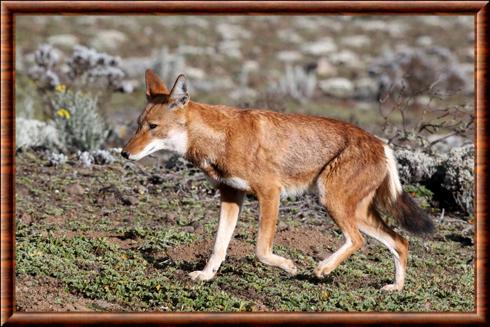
xmin=395 ymin=145 xmax=474 ymax=215
xmin=51 ymin=89 xmax=108 ymax=152
xmin=15 ymin=117 xmax=60 ymax=150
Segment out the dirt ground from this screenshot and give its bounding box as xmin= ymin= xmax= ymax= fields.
xmin=15 ymin=150 xmax=475 ymax=312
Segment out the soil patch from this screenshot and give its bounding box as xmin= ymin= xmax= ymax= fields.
xmin=167 ymin=239 xmax=255 ymax=263
xmin=275 ymin=228 xmax=338 ymax=258
xmin=16 ymin=275 xmax=123 ymax=312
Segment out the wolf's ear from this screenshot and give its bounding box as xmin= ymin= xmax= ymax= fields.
xmin=168 ymin=74 xmax=190 ymax=110
xmin=145 ymin=69 xmax=169 ymax=98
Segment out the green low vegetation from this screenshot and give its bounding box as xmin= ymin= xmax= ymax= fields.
xmin=15 ymin=151 xmax=475 ymax=312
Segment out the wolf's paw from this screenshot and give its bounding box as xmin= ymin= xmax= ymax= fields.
xmin=381 ymin=283 xmax=403 ymax=292
xmin=188 ymin=270 xmax=215 ymax=281
xmin=313 ymin=264 xmax=333 ymax=278
xmin=282 ymin=260 xmax=298 ymax=276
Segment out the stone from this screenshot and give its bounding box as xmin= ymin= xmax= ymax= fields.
xmin=319 ymin=78 xmax=354 ymax=98
xmin=47 ymin=34 xmax=79 ymax=48
xmin=66 ymin=183 xmax=85 ymax=195
xmin=316 ymin=58 xmax=338 ymax=77
xmin=301 ymin=38 xmax=337 ymax=56
xmin=90 ymin=30 xmax=128 ymax=51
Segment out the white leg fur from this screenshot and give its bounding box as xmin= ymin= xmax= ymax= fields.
xmin=358 ymin=223 xmax=405 ymax=291
xmin=314 ymin=234 xmax=352 ymax=277
xmin=189 ymin=193 xmax=243 ymax=281
xmin=256 ymin=251 xmax=298 ymax=275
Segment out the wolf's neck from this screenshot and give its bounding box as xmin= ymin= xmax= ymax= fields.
xmin=183 ymin=101 xmax=231 ymax=167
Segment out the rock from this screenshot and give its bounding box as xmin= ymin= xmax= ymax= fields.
xmin=190 ymin=220 xmax=202 ymax=231
xmin=316 ymin=58 xmax=338 ymax=77
xmin=417 ymin=16 xmax=449 ymax=28
xmin=177 ymin=45 xmax=215 ymax=56
xmin=218 ymin=40 xmax=242 ymax=59
xmin=216 ymin=23 xmax=251 ymax=40
xmin=386 ymin=22 xmax=409 ymax=37
xmin=277 ymin=29 xmax=303 ymax=44
xmin=277 ymin=221 xmax=289 ymax=232
xmin=329 ymin=50 xmax=361 ymax=69
xmin=356 ymin=20 xmax=387 ymax=32
xmin=181 ymin=225 xmax=195 ymax=233
xmin=47 ymin=34 xmax=79 ymax=48
xmin=185 ymin=67 xmax=206 ymax=80
xmin=301 ymin=38 xmax=337 ymax=56
xmin=416 ymin=36 xmax=433 ymax=47
xmin=19 ymin=213 xmax=33 ymax=224
xmin=191 ymin=76 xmax=235 ymax=93
xmin=121 ymin=195 xmax=138 ymax=206
xmin=277 ymin=51 xmax=303 ymax=63
xmin=318 ymin=78 xmax=354 ymax=98
xmin=66 ymin=183 xmax=85 ymax=195
xmin=341 ymin=35 xmax=371 ymax=48
xmin=90 ymin=30 xmax=128 ymax=51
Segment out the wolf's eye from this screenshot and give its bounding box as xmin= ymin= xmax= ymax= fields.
xmin=148 ymin=123 xmax=158 ymax=130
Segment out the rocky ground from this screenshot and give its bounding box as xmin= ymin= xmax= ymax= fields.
xmin=15 ymin=151 xmax=474 ymax=312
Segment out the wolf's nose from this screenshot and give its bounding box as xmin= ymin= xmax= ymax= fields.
xmin=121 ymin=151 xmax=130 ymax=159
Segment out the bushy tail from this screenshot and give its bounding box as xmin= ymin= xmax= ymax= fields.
xmin=375 ymin=145 xmax=435 ymax=235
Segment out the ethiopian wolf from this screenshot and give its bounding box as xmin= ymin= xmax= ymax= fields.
xmin=122 ymin=69 xmax=434 ymax=291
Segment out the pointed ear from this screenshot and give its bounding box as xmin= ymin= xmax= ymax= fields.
xmin=168 ymin=74 xmax=190 ymax=110
xmin=145 ymin=69 xmax=169 ymax=97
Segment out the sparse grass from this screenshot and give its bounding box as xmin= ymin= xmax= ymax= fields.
xmin=15 ymin=151 xmax=475 ymax=312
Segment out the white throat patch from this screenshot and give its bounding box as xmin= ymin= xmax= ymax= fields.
xmin=129 ymin=129 xmax=188 ymax=160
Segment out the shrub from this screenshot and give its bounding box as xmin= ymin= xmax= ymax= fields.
xmin=440 ymin=145 xmax=474 ymax=214
xmin=395 ymin=145 xmax=474 ymax=215
xmin=15 ymin=117 xmax=60 ymax=151
xmin=51 ymin=89 xmax=108 ymax=152
xmin=369 ymin=46 xmax=472 ymax=98
xmin=28 ymin=44 xmax=128 ymax=93
xmin=77 ymin=149 xmax=116 ymax=167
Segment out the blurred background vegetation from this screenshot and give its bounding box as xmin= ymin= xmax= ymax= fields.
xmin=15 ymin=15 xmax=474 ymax=145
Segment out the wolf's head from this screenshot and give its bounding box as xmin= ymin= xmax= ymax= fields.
xmin=121 ymin=70 xmax=190 ymax=160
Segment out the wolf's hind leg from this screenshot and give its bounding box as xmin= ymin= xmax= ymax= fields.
xmin=358 ymin=207 xmax=408 ymax=291
xmin=313 ymin=151 xmax=384 ymax=279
